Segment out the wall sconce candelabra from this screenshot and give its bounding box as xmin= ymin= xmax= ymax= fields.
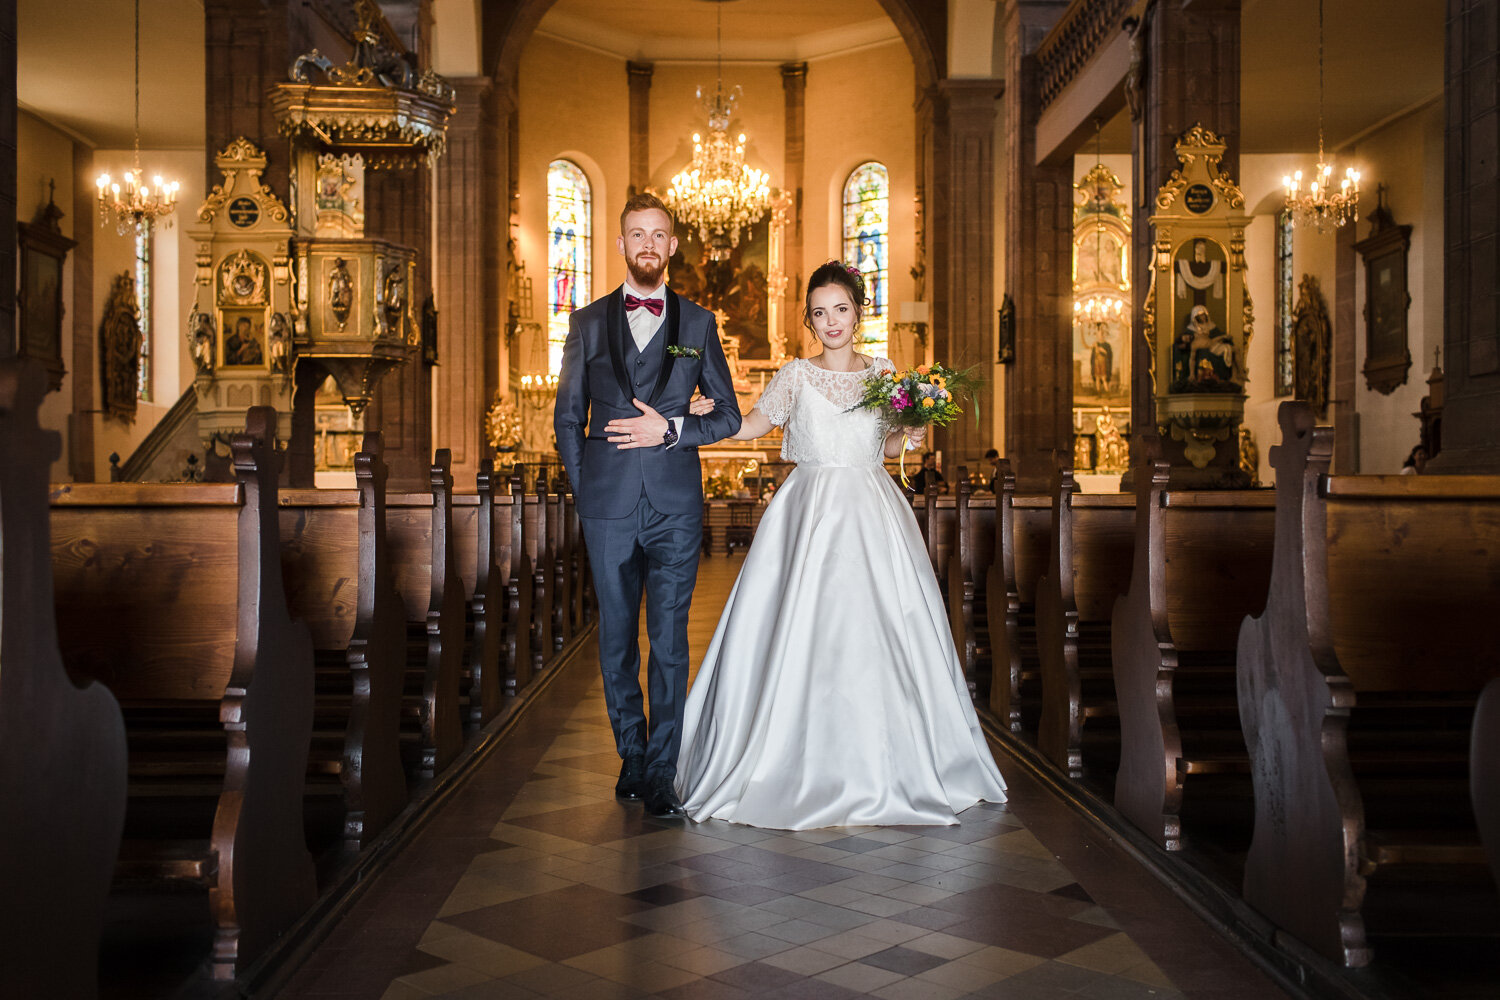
xmin=518 ymin=373 xmax=559 ymax=413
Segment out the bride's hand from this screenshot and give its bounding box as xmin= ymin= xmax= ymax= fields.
xmin=688 ymin=394 xmax=716 ymax=417
xmin=905 ymin=426 xmax=927 ymax=448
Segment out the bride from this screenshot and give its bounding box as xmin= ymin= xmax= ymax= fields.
xmin=675 ymin=261 xmax=1007 ymax=830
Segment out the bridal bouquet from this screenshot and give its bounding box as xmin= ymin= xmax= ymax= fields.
xmin=851 ymin=362 xmax=980 ymax=428
xmin=850 ymin=362 xmax=981 ymax=486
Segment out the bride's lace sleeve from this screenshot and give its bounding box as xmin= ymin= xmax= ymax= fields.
xmin=753 ymin=361 xmax=799 ymax=426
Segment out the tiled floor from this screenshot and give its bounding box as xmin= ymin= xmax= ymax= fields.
xmin=278 ymin=555 xmax=1290 ymax=1000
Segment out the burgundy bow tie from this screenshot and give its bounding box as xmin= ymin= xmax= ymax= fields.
xmin=625 ymin=294 xmax=664 ymax=317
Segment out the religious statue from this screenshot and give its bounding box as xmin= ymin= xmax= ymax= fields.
xmin=189 ymin=309 xmax=216 ymax=375
xmin=1094 ymin=408 xmax=1128 ymax=472
xmin=1171 ymin=304 xmax=1243 ymax=390
xmin=1238 ymin=427 xmax=1260 ymax=487
xmin=268 ymin=312 xmax=290 ymax=376
xmin=329 ymin=257 xmax=354 ymax=328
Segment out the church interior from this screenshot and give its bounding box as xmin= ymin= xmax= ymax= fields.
xmin=2 ymin=0 xmax=1497 ymax=998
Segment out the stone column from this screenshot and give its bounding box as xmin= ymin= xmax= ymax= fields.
xmin=203 ymin=0 xmax=303 ymax=198
xmin=1128 ymin=0 xmax=1240 ymax=438
xmin=434 ymin=77 xmax=493 ymax=485
xmin=1002 ymin=0 xmax=1071 ymax=489
xmin=1 ymin=0 xmax=14 ymax=360
xmin=1429 ymin=0 xmax=1500 ymax=473
xmin=69 ymin=148 xmax=96 ymax=480
xmin=781 ymin=62 xmax=807 ymax=353
xmin=486 ymin=82 xmax=515 ymax=418
xmin=627 ymin=62 xmax=652 ymax=195
xmin=932 ymin=79 xmax=1002 ymax=470
xmin=1333 ymin=223 xmax=1359 ymax=471
xmin=365 ymin=166 xmax=435 ymax=488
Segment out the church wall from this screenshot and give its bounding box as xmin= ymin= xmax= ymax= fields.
xmin=515 ymin=33 xmax=629 ymax=376
xmin=87 ymin=146 xmax=203 ymax=478
xmin=803 ymin=39 xmax=916 ymax=364
xmin=1346 ymin=99 xmax=1444 ymax=473
xmin=16 ymin=109 xmax=75 ymax=482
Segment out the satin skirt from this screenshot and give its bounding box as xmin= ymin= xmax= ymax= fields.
xmin=676 ymin=464 xmax=1007 ymax=830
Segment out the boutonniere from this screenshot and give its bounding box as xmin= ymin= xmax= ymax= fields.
xmin=667 ymin=345 xmax=703 ymax=359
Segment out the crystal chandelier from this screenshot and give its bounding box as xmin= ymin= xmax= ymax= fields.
xmin=1282 ymin=0 xmax=1360 ymax=232
xmin=96 ymin=0 xmax=179 ymax=234
xmin=662 ymin=3 xmax=770 ymax=262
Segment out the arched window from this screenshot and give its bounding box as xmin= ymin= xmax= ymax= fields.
xmin=842 ymin=162 xmax=889 ymax=356
xmin=547 ymin=159 xmax=591 ymax=374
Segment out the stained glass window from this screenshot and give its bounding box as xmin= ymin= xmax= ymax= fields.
xmin=547 ymin=159 xmax=591 ymax=374
xmin=1275 ymin=209 xmax=1294 ymax=396
xmin=842 ymin=162 xmax=889 ymax=356
xmin=135 ymin=227 xmax=152 ymax=400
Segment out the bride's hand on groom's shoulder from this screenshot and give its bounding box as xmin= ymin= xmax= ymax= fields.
xmin=688 ymin=394 xmax=716 ymax=417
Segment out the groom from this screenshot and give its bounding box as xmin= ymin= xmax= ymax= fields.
xmin=554 ymin=193 xmax=742 ymax=817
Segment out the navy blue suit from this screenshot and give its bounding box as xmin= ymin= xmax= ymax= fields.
xmin=554 ymin=286 xmax=742 ymax=776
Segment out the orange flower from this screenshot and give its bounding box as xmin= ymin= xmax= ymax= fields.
xmin=922 ymin=397 xmax=936 ymax=408
xmin=916 ymin=365 xmax=931 ymax=375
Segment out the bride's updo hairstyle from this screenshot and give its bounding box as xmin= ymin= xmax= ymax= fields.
xmin=802 ymin=260 xmax=869 ymax=334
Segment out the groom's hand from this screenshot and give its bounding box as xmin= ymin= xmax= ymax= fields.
xmin=605 ymin=399 xmax=670 ymax=449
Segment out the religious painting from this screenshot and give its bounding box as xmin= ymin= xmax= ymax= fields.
xmin=219 ymin=308 xmax=268 ymax=368
xmin=1354 ymin=191 xmax=1413 ymax=395
xmin=1071 ymin=163 xmax=1130 ymax=411
xmin=16 ymin=188 xmax=76 ymax=392
xmin=668 ymin=217 xmax=771 ymax=361
xmin=1167 ymin=236 xmax=1243 ymax=393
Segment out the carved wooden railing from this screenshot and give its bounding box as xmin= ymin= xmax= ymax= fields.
xmin=1035 ymin=0 xmax=1136 ymax=109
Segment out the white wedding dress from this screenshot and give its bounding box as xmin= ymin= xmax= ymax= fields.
xmin=676 ymin=357 xmax=1007 ymax=829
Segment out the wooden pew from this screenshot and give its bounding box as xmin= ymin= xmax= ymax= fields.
xmin=495 ymin=468 xmax=534 ymax=695
xmin=548 ymin=486 xmax=574 ymax=652
xmin=1035 ymin=469 xmax=1134 ymax=779
xmin=454 ymin=461 xmax=503 ymax=728
xmin=985 ymin=462 xmax=1052 ymax=736
xmin=1475 ymin=678 xmax=1500 ymax=891
xmin=1238 ymin=401 xmax=1500 ymax=967
xmin=0 ymin=359 xmax=128 ymax=999
xmin=278 ymin=433 xmax=407 ymax=848
xmin=387 ymin=451 xmax=464 ymax=779
xmin=50 ymin=407 xmax=316 ymax=979
xmin=947 ymin=482 xmax=997 ymax=699
xmin=1111 ymin=442 xmax=1274 ymax=849
xmin=525 ymin=478 xmax=556 ymax=677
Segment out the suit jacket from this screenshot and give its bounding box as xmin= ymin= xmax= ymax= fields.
xmin=554 ymin=286 xmax=743 ymax=518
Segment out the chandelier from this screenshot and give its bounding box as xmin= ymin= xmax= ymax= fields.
xmin=1282 ymin=0 xmax=1360 ymax=232
xmin=96 ymin=0 xmax=179 ymax=234
xmin=662 ymin=3 xmax=770 ymax=262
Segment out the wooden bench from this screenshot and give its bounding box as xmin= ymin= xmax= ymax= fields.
xmin=548 ymin=486 xmax=574 ymax=653
xmin=523 ymin=477 xmax=557 ymax=678
xmin=494 ymin=468 xmax=535 ymax=695
xmin=454 ymin=461 xmax=503 ymax=728
xmin=1238 ymin=401 xmax=1500 ymax=967
xmin=1111 ymin=442 xmax=1274 ymax=850
xmin=387 ymin=450 xmax=465 ymax=780
xmin=1035 ymin=469 xmax=1134 ymax=779
xmin=0 ymin=359 xmax=128 ymax=999
xmin=50 ymin=407 xmax=316 ymax=980
xmin=948 ymin=481 xmax=997 ymax=699
xmin=278 ymin=433 xmax=407 ymax=849
xmin=986 ymin=461 xmax=1051 ymax=736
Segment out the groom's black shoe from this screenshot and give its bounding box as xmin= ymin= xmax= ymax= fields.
xmin=615 ymin=752 xmax=646 ymax=802
xmin=644 ymin=773 xmax=687 ymax=819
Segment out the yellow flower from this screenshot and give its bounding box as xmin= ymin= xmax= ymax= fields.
xmin=930 ymin=374 xmax=946 ymax=388
xmin=922 ymin=397 xmax=935 ymax=408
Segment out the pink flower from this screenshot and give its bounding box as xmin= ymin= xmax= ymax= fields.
xmin=892 ymin=388 xmax=912 ymax=410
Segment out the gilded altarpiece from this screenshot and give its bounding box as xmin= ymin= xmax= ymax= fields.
xmin=188 ymin=139 xmax=296 ymax=451
xmin=1145 ymin=127 xmax=1253 ymax=486
xmin=1071 ymin=164 xmax=1131 ymax=474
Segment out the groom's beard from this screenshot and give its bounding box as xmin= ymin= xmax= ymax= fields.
xmin=626 ymin=254 xmax=666 ymax=289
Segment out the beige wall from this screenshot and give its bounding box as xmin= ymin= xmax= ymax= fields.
xmin=514 ymin=33 xmax=920 ymax=374
xmin=87 ymin=146 xmax=203 ymax=479
xmin=17 ymin=110 xmax=76 ymax=482
xmin=803 ymin=39 xmax=916 ymax=364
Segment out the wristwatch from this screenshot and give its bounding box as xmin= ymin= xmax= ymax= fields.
xmin=661 ymin=423 xmax=679 ymax=449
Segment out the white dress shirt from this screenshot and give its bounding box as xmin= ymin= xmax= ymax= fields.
xmin=621 ymin=281 xmax=683 ymax=446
